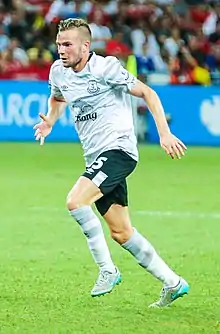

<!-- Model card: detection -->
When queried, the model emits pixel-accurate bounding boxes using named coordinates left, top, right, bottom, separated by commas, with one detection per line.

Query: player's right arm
left=33, top=62, right=67, bottom=145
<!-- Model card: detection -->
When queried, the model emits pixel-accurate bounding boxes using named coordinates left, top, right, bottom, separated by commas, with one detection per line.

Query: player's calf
left=110, top=227, right=133, bottom=245
left=69, top=205, right=116, bottom=274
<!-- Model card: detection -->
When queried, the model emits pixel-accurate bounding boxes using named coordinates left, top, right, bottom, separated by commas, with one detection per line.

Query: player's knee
left=110, top=227, right=133, bottom=245
left=66, top=192, right=82, bottom=211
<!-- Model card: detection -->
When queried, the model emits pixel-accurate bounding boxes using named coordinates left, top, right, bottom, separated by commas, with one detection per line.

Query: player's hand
left=160, top=133, right=187, bottom=159
left=33, top=113, right=52, bottom=146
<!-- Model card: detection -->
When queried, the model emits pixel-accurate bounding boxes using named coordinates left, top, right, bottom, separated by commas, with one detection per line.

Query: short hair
left=58, top=18, right=91, bottom=41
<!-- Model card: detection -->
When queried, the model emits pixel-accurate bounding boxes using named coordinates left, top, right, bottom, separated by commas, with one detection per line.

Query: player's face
left=56, top=29, right=89, bottom=69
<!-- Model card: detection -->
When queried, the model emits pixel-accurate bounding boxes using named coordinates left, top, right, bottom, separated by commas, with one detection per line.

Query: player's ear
left=82, top=41, right=90, bottom=53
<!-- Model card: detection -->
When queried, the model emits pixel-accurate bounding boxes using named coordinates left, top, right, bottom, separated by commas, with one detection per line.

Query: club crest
left=87, top=80, right=100, bottom=94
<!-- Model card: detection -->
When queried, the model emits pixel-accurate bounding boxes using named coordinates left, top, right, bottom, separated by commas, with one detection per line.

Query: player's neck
left=72, top=52, right=92, bottom=73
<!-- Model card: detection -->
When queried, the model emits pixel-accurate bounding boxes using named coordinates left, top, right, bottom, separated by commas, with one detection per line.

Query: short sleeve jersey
left=49, top=53, right=139, bottom=166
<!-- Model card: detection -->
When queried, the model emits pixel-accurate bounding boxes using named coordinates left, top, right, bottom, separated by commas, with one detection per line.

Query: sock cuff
left=69, top=205, right=95, bottom=223
left=69, top=205, right=90, bottom=214
left=121, top=227, right=138, bottom=248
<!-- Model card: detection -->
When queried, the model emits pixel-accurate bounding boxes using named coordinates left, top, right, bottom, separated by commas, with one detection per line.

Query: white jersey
left=49, top=53, right=139, bottom=167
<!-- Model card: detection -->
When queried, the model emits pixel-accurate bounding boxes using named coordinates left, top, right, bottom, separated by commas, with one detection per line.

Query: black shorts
left=83, top=150, right=137, bottom=216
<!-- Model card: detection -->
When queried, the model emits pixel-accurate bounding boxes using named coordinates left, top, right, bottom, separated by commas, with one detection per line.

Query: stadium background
left=0, top=1, right=220, bottom=334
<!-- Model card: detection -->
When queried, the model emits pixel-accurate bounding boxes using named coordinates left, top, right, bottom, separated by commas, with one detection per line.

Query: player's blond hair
left=58, top=18, right=91, bottom=41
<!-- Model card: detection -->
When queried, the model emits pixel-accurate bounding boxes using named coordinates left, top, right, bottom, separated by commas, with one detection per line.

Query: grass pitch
left=0, top=143, right=220, bottom=334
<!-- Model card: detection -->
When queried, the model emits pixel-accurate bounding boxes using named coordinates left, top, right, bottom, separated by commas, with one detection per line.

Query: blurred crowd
left=0, top=0, right=220, bottom=85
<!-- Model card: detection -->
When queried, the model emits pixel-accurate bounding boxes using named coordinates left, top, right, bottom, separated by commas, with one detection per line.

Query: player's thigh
left=67, top=149, right=136, bottom=209
left=67, top=176, right=103, bottom=209
left=96, top=180, right=133, bottom=242
left=84, top=150, right=137, bottom=197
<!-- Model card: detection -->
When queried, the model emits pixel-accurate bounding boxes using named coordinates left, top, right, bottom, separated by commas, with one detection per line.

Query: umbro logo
left=61, top=85, right=68, bottom=91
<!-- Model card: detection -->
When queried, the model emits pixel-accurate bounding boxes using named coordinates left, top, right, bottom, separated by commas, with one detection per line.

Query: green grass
left=0, top=143, right=220, bottom=334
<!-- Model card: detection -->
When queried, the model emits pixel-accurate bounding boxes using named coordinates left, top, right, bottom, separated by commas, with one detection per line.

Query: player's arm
left=44, top=64, right=67, bottom=126
left=45, top=95, right=67, bottom=127
left=103, top=56, right=187, bottom=159
left=33, top=63, right=67, bottom=145
left=34, top=95, right=67, bottom=145
left=129, top=80, right=187, bottom=159
left=129, top=80, right=170, bottom=138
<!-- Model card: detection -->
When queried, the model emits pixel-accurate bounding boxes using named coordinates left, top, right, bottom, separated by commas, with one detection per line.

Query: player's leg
left=69, top=149, right=137, bottom=296
left=67, top=175, right=119, bottom=296
left=97, top=182, right=189, bottom=308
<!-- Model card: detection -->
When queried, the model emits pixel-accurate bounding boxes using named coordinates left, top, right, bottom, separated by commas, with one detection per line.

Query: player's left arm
left=104, top=56, right=186, bottom=159
left=129, top=80, right=187, bottom=159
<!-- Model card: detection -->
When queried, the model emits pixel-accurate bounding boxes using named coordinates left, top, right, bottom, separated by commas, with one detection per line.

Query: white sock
left=122, top=228, right=179, bottom=287
left=69, top=206, right=115, bottom=273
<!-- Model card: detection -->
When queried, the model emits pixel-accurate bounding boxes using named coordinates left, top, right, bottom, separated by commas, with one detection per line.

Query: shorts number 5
left=86, top=157, right=108, bottom=174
